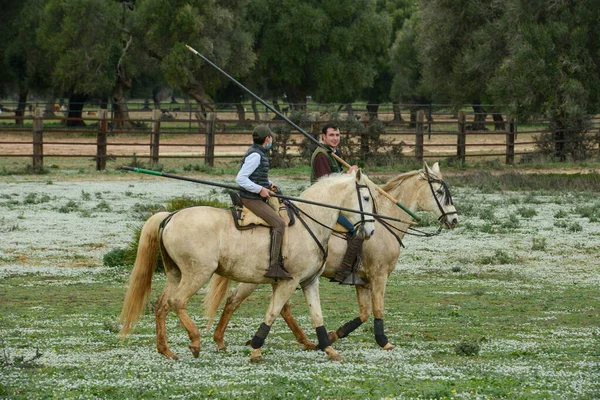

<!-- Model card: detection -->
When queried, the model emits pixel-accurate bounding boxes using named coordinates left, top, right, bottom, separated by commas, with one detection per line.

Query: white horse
left=119, top=171, right=375, bottom=362
left=205, top=162, right=458, bottom=351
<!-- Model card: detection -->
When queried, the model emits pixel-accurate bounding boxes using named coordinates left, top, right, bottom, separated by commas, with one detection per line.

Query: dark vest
left=310, top=146, right=343, bottom=184
left=239, top=144, right=270, bottom=199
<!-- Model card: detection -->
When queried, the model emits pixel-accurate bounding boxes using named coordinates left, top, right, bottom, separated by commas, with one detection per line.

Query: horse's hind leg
left=155, top=283, right=179, bottom=359
left=169, top=275, right=211, bottom=358
left=281, top=301, right=318, bottom=351
left=329, top=286, right=372, bottom=344
left=213, top=282, right=259, bottom=351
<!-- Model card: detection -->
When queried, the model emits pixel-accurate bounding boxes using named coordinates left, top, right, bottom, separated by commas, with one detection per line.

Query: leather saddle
left=229, top=191, right=295, bottom=230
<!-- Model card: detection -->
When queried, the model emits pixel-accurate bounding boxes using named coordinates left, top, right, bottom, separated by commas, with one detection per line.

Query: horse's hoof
left=189, top=346, right=200, bottom=358
left=160, top=350, right=179, bottom=360
left=302, top=342, right=318, bottom=351
left=216, top=344, right=228, bottom=352
left=324, top=346, right=342, bottom=361
left=383, top=343, right=395, bottom=351
left=250, top=348, right=264, bottom=363
left=328, top=331, right=339, bottom=344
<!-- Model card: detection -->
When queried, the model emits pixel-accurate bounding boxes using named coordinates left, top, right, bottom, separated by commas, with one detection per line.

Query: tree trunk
left=286, top=88, right=306, bottom=111
left=392, top=103, right=404, bottom=122
left=366, top=103, right=379, bottom=121
left=471, top=104, right=488, bottom=131
left=553, top=119, right=566, bottom=161
left=183, top=79, right=214, bottom=130
left=492, top=112, right=506, bottom=131
left=66, top=93, right=87, bottom=127
left=235, top=103, right=246, bottom=122
left=251, top=98, right=260, bottom=121
left=15, top=88, right=28, bottom=127
left=44, top=98, right=56, bottom=118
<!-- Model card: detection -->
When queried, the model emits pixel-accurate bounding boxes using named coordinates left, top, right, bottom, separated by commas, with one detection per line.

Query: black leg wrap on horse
left=374, top=318, right=388, bottom=348
left=248, top=323, right=271, bottom=349
left=316, top=326, right=332, bottom=351
left=336, top=317, right=363, bottom=339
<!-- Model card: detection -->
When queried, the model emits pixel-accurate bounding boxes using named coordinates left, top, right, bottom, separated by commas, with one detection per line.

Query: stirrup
left=340, top=272, right=366, bottom=286
left=264, top=264, right=292, bottom=280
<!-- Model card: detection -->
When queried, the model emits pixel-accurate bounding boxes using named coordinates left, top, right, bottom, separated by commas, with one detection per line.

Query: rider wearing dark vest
left=239, top=144, right=271, bottom=200
left=236, top=125, right=292, bottom=280
left=310, top=122, right=365, bottom=286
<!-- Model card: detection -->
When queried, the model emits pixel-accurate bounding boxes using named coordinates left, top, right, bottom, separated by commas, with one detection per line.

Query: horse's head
left=418, top=162, right=459, bottom=229
left=341, top=169, right=376, bottom=239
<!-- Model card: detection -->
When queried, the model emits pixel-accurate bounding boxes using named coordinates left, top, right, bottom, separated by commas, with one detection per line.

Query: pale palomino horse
left=119, top=171, right=375, bottom=362
left=205, top=162, right=458, bottom=351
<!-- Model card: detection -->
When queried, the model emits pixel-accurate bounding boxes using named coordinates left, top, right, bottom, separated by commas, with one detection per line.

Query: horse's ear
left=423, top=161, right=432, bottom=176
left=431, top=162, right=440, bottom=174
left=355, top=168, right=362, bottom=181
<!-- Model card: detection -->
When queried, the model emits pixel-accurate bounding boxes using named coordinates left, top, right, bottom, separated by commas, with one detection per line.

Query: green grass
left=0, top=266, right=598, bottom=398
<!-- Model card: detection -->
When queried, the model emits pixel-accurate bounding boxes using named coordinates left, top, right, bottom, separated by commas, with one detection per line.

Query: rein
left=285, top=181, right=373, bottom=261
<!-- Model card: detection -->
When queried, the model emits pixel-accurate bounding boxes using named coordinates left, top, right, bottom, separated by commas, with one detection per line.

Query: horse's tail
left=119, top=211, right=169, bottom=338
left=204, top=274, right=231, bottom=330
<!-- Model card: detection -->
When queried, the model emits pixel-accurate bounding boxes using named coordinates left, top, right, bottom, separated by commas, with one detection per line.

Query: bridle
left=352, top=182, right=376, bottom=234
left=421, top=171, right=458, bottom=226
left=286, top=180, right=376, bottom=260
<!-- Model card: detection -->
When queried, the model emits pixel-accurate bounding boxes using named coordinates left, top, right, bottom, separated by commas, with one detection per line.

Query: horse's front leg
left=281, top=301, right=318, bottom=350
left=328, top=285, right=372, bottom=344
left=371, top=276, right=394, bottom=350
left=247, top=279, right=298, bottom=363
left=213, top=282, right=259, bottom=351
left=301, top=279, right=341, bottom=361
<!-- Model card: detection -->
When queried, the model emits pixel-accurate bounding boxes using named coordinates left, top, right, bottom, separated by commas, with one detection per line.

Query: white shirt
left=235, top=152, right=272, bottom=194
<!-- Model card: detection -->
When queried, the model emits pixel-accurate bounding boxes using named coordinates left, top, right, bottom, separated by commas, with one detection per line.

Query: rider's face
left=322, top=128, right=340, bottom=149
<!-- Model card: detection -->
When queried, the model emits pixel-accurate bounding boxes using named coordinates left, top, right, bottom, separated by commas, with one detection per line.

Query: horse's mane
left=381, top=170, right=421, bottom=192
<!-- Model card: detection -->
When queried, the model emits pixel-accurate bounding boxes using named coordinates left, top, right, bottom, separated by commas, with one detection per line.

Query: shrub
left=517, top=207, right=537, bottom=218
left=455, top=341, right=480, bottom=356
left=103, top=248, right=127, bottom=267
left=532, top=237, right=547, bottom=251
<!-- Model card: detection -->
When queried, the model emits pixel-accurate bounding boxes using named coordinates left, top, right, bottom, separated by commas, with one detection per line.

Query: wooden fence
left=1, top=105, right=598, bottom=170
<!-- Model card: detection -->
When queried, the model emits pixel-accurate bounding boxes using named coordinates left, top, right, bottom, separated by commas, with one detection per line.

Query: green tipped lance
left=184, top=44, right=419, bottom=221
left=121, top=166, right=416, bottom=225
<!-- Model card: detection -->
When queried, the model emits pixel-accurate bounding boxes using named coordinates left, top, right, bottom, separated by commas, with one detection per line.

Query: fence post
left=415, top=110, right=424, bottom=162
left=33, top=107, right=44, bottom=169
left=205, top=112, right=216, bottom=167
left=96, top=109, right=108, bottom=171
left=151, top=109, right=161, bottom=166
left=457, top=111, right=466, bottom=163
left=506, top=117, right=515, bottom=165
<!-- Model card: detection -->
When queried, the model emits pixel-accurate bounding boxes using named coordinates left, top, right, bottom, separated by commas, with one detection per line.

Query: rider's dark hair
left=321, top=123, right=339, bottom=135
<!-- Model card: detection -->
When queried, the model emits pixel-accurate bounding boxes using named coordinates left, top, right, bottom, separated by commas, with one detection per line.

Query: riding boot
left=333, top=235, right=366, bottom=286
left=264, top=230, right=292, bottom=280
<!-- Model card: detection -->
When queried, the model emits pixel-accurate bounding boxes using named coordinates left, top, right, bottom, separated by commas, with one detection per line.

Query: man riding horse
left=310, top=122, right=365, bottom=285
left=236, top=125, right=291, bottom=280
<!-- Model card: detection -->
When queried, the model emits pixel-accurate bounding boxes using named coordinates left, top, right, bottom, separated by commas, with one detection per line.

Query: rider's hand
left=347, top=165, right=359, bottom=173
left=259, top=187, right=271, bottom=199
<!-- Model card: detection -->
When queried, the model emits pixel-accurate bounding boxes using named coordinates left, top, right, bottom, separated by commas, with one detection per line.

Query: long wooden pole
left=122, top=166, right=415, bottom=225
left=184, top=45, right=419, bottom=221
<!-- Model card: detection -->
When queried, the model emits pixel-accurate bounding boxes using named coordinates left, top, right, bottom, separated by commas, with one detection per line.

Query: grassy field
left=0, top=169, right=599, bottom=399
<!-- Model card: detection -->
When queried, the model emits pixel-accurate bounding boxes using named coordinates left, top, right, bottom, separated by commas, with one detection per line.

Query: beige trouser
left=239, top=197, right=285, bottom=235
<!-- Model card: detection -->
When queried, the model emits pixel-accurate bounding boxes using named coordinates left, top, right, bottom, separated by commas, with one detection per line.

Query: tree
left=38, top=0, right=124, bottom=126
left=389, top=12, right=433, bottom=125
left=487, top=0, right=600, bottom=159
left=2, top=0, right=50, bottom=126
left=364, top=0, right=416, bottom=120
left=246, top=0, right=392, bottom=110
left=134, top=0, right=255, bottom=121
left=416, top=0, right=508, bottom=129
